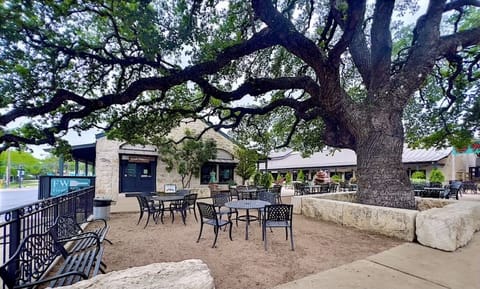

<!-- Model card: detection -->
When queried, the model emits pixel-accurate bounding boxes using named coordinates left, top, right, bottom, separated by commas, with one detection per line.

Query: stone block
left=342, top=203, right=417, bottom=241
left=52, top=259, right=214, bottom=289
left=416, top=202, right=480, bottom=251
left=299, top=195, right=417, bottom=241
left=302, top=198, right=344, bottom=225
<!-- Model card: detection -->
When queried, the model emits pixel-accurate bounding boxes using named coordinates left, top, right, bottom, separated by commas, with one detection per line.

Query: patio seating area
left=102, top=195, right=402, bottom=289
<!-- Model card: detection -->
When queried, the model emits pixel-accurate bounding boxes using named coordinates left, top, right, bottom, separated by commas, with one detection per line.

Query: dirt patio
left=102, top=202, right=403, bottom=289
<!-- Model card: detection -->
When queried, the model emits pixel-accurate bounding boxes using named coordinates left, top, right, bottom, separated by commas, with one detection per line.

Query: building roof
left=259, top=146, right=452, bottom=171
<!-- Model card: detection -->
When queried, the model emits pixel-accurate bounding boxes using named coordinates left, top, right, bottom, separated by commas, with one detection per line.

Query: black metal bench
left=51, top=215, right=112, bottom=253
left=0, top=229, right=104, bottom=288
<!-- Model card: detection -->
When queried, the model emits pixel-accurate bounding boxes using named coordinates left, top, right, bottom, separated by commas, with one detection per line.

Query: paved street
left=0, top=187, right=39, bottom=212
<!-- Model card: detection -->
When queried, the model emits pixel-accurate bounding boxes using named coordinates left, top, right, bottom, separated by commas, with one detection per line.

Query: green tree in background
left=158, top=130, right=217, bottom=188
left=297, top=170, right=305, bottom=183
left=285, top=171, right=292, bottom=185
left=234, top=147, right=258, bottom=185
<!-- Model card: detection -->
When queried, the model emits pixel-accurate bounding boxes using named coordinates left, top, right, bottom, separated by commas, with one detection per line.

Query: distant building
left=71, top=120, right=239, bottom=201
left=259, top=146, right=479, bottom=183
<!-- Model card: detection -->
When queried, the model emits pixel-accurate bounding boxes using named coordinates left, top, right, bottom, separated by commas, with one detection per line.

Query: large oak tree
left=1, top=1, right=480, bottom=208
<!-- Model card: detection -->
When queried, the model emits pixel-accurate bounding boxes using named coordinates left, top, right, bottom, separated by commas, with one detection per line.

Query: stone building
left=74, top=120, right=240, bottom=201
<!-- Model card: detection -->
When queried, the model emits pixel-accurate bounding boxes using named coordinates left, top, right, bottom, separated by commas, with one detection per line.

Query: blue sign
left=50, top=178, right=92, bottom=197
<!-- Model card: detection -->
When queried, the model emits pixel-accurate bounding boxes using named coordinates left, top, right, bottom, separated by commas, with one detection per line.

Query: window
left=200, top=162, right=235, bottom=184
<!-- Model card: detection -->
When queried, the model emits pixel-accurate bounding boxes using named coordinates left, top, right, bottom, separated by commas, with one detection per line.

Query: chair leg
left=171, top=210, right=175, bottom=223
left=228, top=223, right=233, bottom=241
left=193, top=207, right=198, bottom=222
left=264, top=225, right=268, bottom=251
left=196, top=222, right=204, bottom=243
left=137, top=211, right=144, bottom=225
left=285, top=227, right=288, bottom=240
left=212, top=226, right=219, bottom=248
left=181, top=210, right=187, bottom=225
left=290, top=226, right=294, bottom=251
left=144, top=212, right=151, bottom=229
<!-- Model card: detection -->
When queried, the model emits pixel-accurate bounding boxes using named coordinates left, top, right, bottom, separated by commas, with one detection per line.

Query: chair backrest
left=258, top=191, right=276, bottom=204
left=186, top=193, right=198, bottom=207
left=237, top=190, right=251, bottom=200
left=213, top=193, right=230, bottom=207
left=229, top=188, right=238, bottom=199
left=197, top=202, right=218, bottom=223
left=177, top=189, right=191, bottom=195
left=271, top=185, right=282, bottom=194
left=52, top=215, right=83, bottom=240
left=264, top=204, right=293, bottom=222
left=136, top=195, right=156, bottom=212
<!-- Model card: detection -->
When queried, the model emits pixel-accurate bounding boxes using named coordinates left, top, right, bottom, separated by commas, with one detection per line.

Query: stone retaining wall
left=298, top=193, right=417, bottom=241
left=416, top=201, right=480, bottom=251
left=293, top=192, right=480, bottom=250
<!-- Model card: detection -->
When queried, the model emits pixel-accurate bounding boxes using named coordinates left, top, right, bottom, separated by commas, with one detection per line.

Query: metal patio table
left=225, top=199, right=270, bottom=240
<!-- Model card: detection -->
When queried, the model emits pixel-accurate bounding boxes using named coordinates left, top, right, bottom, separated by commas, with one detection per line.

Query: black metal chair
left=185, top=193, right=198, bottom=222
left=229, top=187, right=239, bottom=200
left=135, top=195, right=162, bottom=228
left=196, top=202, right=233, bottom=248
left=213, top=192, right=238, bottom=225
left=270, top=184, right=282, bottom=203
left=262, top=204, right=294, bottom=251
left=257, top=191, right=277, bottom=225
left=167, top=194, right=191, bottom=225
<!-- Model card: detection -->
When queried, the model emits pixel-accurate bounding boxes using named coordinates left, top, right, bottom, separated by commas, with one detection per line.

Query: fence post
left=7, top=209, right=22, bottom=278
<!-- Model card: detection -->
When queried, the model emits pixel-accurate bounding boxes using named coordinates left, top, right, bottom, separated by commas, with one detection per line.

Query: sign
left=50, top=178, right=92, bottom=197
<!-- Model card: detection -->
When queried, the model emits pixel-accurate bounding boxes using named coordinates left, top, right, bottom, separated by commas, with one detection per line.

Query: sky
left=29, top=128, right=102, bottom=159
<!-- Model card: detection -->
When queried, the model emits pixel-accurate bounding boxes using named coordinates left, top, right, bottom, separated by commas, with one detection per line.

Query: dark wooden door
left=120, top=159, right=156, bottom=193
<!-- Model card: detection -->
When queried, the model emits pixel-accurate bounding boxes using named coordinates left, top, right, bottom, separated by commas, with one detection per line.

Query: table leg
left=245, top=209, right=250, bottom=240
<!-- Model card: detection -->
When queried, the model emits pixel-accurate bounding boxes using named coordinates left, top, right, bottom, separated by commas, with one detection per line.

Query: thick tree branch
left=369, top=0, right=395, bottom=91
left=437, top=27, right=480, bottom=57
left=251, top=0, right=327, bottom=74
left=328, top=0, right=366, bottom=66
left=193, top=76, right=320, bottom=103
left=393, top=0, right=447, bottom=105
left=444, top=0, right=480, bottom=11
left=1, top=27, right=280, bottom=126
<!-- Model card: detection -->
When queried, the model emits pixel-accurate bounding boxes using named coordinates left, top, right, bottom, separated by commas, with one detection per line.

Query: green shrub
left=261, top=172, right=274, bottom=188
left=253, top=171, right=262, bottom=186
left=285, top=171, right=292, bottom=184
left=331, top=174, right=341, bottom=183
left=297, top=170, right=305, bottom=182
left=429, top=168, right=445, bottom=184
left=411, top=171, right=426, bottom=179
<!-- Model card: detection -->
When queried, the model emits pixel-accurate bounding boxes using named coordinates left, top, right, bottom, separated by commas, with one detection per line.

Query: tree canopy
left=1, top=1, right=480, bottom=208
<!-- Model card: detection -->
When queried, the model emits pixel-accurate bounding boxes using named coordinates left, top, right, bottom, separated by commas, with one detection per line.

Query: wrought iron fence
left=0, top=187, right=94, bottom=288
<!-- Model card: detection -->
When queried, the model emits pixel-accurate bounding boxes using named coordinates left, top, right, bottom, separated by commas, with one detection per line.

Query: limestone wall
left=416, top=201, right=480, bottom=251
left=294, top=193, right=480, bottom=250
left=301, top=196, right=417, bottom=241
left=95, top=137, right=124, bottom=201
left=95, top=119, right=239, bottom=201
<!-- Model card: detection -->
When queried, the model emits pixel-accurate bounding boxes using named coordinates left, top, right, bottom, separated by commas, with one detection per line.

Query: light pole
left=5, top=148, right=11, bottom=188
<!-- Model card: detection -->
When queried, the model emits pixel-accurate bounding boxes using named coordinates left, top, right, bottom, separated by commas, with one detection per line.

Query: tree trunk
left=355, top=114, right=415, bottom=209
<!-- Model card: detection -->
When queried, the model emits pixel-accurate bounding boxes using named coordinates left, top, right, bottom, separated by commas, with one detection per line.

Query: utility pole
left=6, top=148, right=11, bottom=188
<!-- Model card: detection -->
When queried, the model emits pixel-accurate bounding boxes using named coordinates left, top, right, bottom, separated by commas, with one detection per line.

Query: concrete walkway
left=273, top=232, right=480, bottom=289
